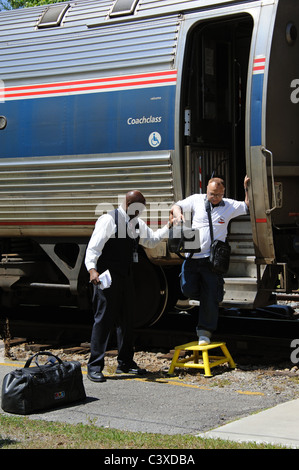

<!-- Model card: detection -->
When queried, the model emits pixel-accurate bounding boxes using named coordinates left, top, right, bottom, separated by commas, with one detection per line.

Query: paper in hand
left=98, top=270, right=112, bottom=290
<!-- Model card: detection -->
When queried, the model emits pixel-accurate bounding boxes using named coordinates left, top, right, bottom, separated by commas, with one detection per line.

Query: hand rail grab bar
left=261, top=146, right=277, bottom=214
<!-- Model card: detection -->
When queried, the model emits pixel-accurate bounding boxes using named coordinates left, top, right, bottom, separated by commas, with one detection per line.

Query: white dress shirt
left=85, top=205, right=169, bottom=271
left=176, top=194, right=248, bottom=259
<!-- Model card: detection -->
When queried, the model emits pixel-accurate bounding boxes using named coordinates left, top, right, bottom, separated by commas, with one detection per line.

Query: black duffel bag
left=1, top=351, right=86, bottom=415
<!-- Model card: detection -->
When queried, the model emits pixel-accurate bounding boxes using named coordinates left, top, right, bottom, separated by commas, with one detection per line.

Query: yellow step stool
left=168, top=341, right=236, bottom=377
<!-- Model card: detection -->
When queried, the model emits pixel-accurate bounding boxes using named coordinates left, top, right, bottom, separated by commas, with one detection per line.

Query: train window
left=37, top=4, right=70, bottom=28
left=286, top=23, right=297, bottom=45
left=109, top=0, right=139, bottom=17
left=0, top=116, right=7, bottom=130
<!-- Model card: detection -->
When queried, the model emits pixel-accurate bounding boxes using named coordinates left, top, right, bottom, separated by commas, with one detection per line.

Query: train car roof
left=0, top=0, right=263, bottom=84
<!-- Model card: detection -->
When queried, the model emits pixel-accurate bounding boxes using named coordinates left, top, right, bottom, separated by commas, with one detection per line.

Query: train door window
left=109, top=0, right=139, bottom=17
left=182, top=16, right=253, bottom=199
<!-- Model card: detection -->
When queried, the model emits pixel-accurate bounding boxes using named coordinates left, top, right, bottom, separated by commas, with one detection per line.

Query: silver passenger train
left=0, top=0, right=298, bottom=327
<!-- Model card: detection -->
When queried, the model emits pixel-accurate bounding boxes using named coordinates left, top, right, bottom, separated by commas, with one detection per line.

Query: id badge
left=133, top=252, right=138, bottom=263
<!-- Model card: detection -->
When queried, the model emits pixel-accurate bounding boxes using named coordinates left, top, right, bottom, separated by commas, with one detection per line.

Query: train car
left=0, top=0, right=298, bottom=327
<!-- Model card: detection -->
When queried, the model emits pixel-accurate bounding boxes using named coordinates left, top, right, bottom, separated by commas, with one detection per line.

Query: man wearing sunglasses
left=170, top=176, right=250, bottom=345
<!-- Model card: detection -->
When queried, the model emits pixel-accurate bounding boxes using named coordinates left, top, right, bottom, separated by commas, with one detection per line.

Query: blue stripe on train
left=0, top=85, right=175, bottom=159
left=250, top=73, right=264, bottom=147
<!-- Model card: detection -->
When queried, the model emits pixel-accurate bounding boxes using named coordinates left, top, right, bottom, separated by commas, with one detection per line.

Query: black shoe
left=87, top=371, right=106, bottom=382
left=116, top=365, right=147, bottom=375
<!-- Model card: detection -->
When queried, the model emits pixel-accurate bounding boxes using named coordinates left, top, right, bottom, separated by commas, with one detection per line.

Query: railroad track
left=1, top=305, right=298, bottom=365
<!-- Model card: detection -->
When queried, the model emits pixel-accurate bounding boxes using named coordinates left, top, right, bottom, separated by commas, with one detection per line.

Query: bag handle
left=171, top=222, right=195, bottom=259
left=24, top=351, right=63, bottom=368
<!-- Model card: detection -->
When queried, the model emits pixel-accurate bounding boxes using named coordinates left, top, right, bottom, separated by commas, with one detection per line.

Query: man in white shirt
left=85, top=190, right=169, bottom=382
left=170, top=176, right=250, bottom=345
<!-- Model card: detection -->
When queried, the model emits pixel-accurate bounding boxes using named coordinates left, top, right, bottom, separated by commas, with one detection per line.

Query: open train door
left=248, top=1, right=299, bottom=300
left=180, top=5, right=288, bottom=308
left=264, top=0, right=299, bottom=291
left=179, top=13, right=273, bottom=308
left=181, top=15, right=253, bottom=200
left=246, top=6, right=277, bottom=267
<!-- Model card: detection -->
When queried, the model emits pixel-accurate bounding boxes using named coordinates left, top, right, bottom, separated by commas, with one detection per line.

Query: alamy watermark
left=290, top=79, right=299, bottom=103
left=94, top=195, right=199, bottom=248
left=290, top=339, right=299, bottom=364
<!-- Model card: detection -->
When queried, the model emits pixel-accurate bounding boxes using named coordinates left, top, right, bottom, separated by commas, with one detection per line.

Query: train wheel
left=132, top=255, right=168, bottom=328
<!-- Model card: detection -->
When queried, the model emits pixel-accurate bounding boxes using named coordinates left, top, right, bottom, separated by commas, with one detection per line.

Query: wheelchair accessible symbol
left=149, top=132, right=161, bottom=148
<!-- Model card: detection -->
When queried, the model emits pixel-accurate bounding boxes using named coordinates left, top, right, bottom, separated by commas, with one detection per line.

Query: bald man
left=170, top=176, right=250, bottom=346
left=85, top=191, right=169, bottom=382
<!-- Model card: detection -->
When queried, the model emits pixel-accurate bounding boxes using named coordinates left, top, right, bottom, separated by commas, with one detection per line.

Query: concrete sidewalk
left=197, top=398, right=299, bottom=448
left=1, top=338, right=299, bottom=448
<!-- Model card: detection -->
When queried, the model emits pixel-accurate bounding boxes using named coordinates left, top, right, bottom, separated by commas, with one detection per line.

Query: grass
left=0, top=414, right=286, bottom=449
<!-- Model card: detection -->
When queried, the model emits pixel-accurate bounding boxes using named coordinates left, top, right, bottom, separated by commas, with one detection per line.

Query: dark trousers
left=88, top=270, right=136, bottom=373
left=180, top=257, right=224, bottom=336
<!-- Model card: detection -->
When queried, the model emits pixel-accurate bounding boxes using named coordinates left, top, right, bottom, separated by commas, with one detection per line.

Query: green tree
left=1, top=0, right=65, bottom=8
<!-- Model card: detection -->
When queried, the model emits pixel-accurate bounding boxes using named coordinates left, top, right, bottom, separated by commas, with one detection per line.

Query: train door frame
left=179, top=14, right=253, bottom=201
left=245, top=4, right=277, bottom=266
left=176, top=4, right=280, bottom=267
